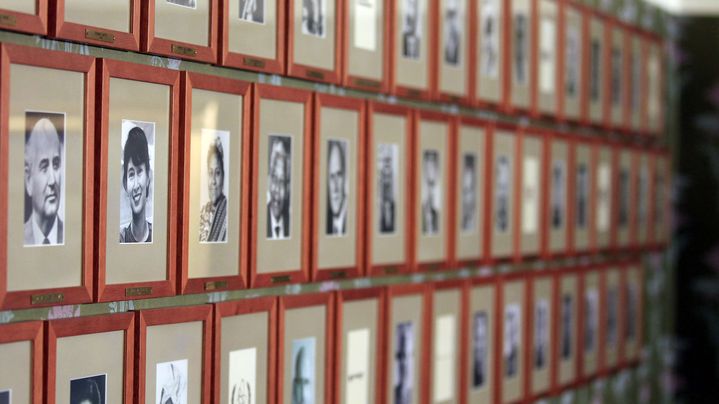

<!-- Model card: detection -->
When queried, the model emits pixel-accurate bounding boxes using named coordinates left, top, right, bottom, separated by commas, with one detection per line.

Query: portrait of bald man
left=24, top=111, right=65, bottom=246
left=326, top=139, right=348, bottom=236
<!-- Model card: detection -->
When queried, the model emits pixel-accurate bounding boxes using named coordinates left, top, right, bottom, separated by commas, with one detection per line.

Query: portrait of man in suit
left=394, top=322, right=414, bottom=404
left=472, top=311, right=488, bottom=388
left=504, top=304, right=520, bottom=378
left=401, top=0, right=421, bottom=59
left=326, top=139, right=348, bottom=236
left=534, top=299, right=548, bottom=369
left=495, top=155, right=511, bottom=233
left=239, top=0, right=264, bottom=23
left=378, top=143, right=397, bottom=234
left=291, top=338, right=315, bottom=404
left=443, top=0, right=461, bottom=65
left=551, top=161, right=565, bottom=229
left=461, top=154, right=477, bottom=233
left=561, top=294, right=573, bottom=359
left=480, top=0, right=499, bottom=78
left=421, top=150, right=440, bottom=235
left=267, top=135, right=292, bottom=240
left=584, top=290, right=598, bottom=353
left=24, top=111, right=65, bottom=246
left=576, top=163, right=588, bottom=229
left=302, top=0, right=325, bottom=37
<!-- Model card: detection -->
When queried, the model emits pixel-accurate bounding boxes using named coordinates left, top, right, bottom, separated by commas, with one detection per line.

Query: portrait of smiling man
left=119, top=121, right=155, bottom=244
left=24, top=111, right=65, bottom=247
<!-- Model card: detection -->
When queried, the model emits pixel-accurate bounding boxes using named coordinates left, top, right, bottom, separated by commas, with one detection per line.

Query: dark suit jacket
left=267, top=203, right=290, bottom=238
left=24, top=217, right=63, bottom=245
left=380, top=200, right=395, bottom=233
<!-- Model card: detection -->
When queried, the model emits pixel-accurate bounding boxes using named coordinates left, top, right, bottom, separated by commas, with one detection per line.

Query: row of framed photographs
left=0, top=43, right=670, bottom=309
left=0, top=261, right=643, bottom=404
left=0, top=0, right=664, bottom=133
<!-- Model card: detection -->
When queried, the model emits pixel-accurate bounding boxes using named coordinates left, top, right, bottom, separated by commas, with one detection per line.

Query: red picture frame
left=433, top=0, right=473, bottom=104
left=471, top=0, right=508, bottom=110
left=524, top=270, right=556, bottom=401
left=505, top=0, right=536, bottom=115
left=0, top=44, right=95, bottom=309
left=46, top=313, right=135, bottom=404
left=137, top=305, right=213, bottom=404
left=618, top=260, right=643, bottom=367
left=278, top=292, right=335, bottom=404
left=333, top=287, right=386, bottom=403
left=465, top=272, right=498, bottom=404
left=249, top=84, right=313, bottom=287
left=516, top=127, right=548, bottom=260
left=96, top=59, right=180, bottom=302
left=542, top=131, right=574, bottom=259
left=597, top=263, right=623, bottom=376
left=142, top=0, right=219, bottom=63
left=495, top=270, right=528, bottom=404
left=389, top=0, right=436, bottom=100
left=341, top=0, right=391, bottom=92
left=557, top=0, right=587, bottom=124
left=214, top=296, right=278, bottom=404
left=179, top=71, right=252, bottom=294
left=551, top=266, right=581, bottom=392
left=51, top=0, right=141, bottom=51
left=311, top=94, right=366, bottom=281
left=365, top=102, right=414, bottom=277
left=577, top=263, right=601, bottom=382
left=531, top=0, right=561, bottom=120
left=641, top=34, right=665, bottom=137
left=286, top=0, right=342, bottom=83
left=0, top=321, right=43, bottom=404
left=0, top=0, right=47, bottom=35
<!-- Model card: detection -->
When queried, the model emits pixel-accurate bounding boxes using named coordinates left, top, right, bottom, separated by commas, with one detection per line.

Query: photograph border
left=505, top=0, right=536, bottom=115
left=517, top=128, right=548, bottom=259
left=51, top=0, right=141, bottom=51
left=471, top=0, right=509, bottom=110
left=340, top=0, right=391, bottom=92
left=496, top=271, right=529, bottom=404
left=434, top=0, right=472, bottom=104
left=0, top=0, right=47, bottom=35
left=557, top=0, right=587, bottom=124
left=0, top=321, right=43, bottom=404
left=286, top=0, right=342, bottom=83
left=525, top=270, right=556, bottom=400
left=389, top=0, right=435, bottom=100
left=551, top=266, right=582, bottom=393
left=541, top=130, right=574, bottom=259
left=467, top=273, right=498, bottom=404
left=597, top=263, right=624, bottom=376
left=531, top=0, right=561, bottom=119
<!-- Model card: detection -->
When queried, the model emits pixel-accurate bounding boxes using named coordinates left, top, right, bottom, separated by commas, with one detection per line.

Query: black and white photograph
left=480, top=0, right=499, bottom=78
left=239, top=0, right=264, bottom=23
left=584, top=290, right=598, bottom=353
left=565, top=26, right=580, bottom=97
left=551, top=161, right=565, bottom=229
left=630, top=53, right=641, bottom=112
left=625, top=284, right=637, bottom=340
left=156, top=359, right=188, bottom=404
left=199, top=129, right=230, bottom=243
left=377, top=143, right=398, bottom=235
left=421, top=150, right=441, bottom=235
left=472, top=311, right=488, bottom=389
left=607, top=287, right=618, bottom=346
left=166, top=0, right=197, bottom=9
left=443, top=0, right=462, bottom=66
left=70, top=374, right=106, bottom=404
left=590, top=40, right=601, bottom=102
left=513, top=13, right=528, bottom=85
left=495, top=155, right=511, bottom=233
left=0, top=390, right=8, bottom=404
left=401, top=0, right=422, bottom=59
left=638, top=166, right=649, bottom=226
left=534, top=299, right=549, bottom=370
left=539, top=17, right=556, bottom=94
left=267, top=134, right=292, bottom=240
left=619, top=168, right=630, bottom=227
left=302, top=0, right=326, bottom=37
left=229, top=348, right=256, bottom=404
left=504, top=304, right=520, bottom=378
left=119, top=119, right=155, bottom=244
left=394, top=321, right=414, bottom=404
left=24, top=111, right=66, bottom=247
left=461, top=153, right=478, bottom=233
left=326, top=139, right=349, bottom=236
left=576, top=163, right=589, bottom=229
left=561, top=294, right=573, bottom=359
left=611, top=48, right=622, bottom=106
left=291, top=338, right=316, bottom=404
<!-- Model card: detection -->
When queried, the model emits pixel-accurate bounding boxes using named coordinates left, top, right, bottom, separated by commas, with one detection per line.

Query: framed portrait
left=51, top=0, right=140, bottom=50
left=97, top=59, right=180, bottom=302
left=585, top=15, right=605, bottom=126
left=428, top=281, right=464, bottom=404
left=385, top=284, right=429, bottom=404
left=0, top=0, right=47, bottom=35
left=535, top=0, right=558, bottom=117
left=508, top=0, right=533, bottom=112
left=545, top=133, right=570, bottom=256
left=466, top=277, right=496, bottom=404
left=559, top=2, right=583, bottom=122
left=342, top=0, right=390, bottom=92
left=518, top=130, right=544, bottom=258
left=0, top=321, right=43, bottom=404
left=650, top=151, right=669, bottom=246
left=278, top=293, right=334, bottom=404
left=454, top=118, right=488, bottom=267
left=626, top=34, right=644, bottom=132
left=601, top=265, right=622, bottom=372
left=219, top=0, right=286, bottom=74
left=489, top=127, right=517, bottom=261
left=614, top=146, right=636, bottom=249
left=594, top=144, right=614, bottom=251
left=0, top=45, right=94, bottom=309
left=250, top=85, right=312, bottom=287
left=138, top=305, right=213, bottom=404
left=391, top=0, right=432, bottom=99
left=335, top=288, right=385, bottom=404
left=287, top=0, right=340, bottom=83
left=580, top=267, right=600, bottom=379
left=621, top=262, right=643, bottom=365
left=498, top=275, right=527, bottom=404
left=556, top=269, right=579, bottom=388
left=571, top=138, right=593, bottom=254
left=312, top=94, right=366, bottom=281
left=214, top=296, right=277, bottom=404
left=607, top=23, right=626, bottom=129
left=644, top=38, right=664, bottom=136
left=47, top=313, right=134, bottom=404
left=528, top=272, right=554, bottom=398
left=143, top=0, right=218, bottom=63
left=180, top=72, right=251, bottom=294
left=366, top=103, right=413, bottom=276
left=415, top=112, right=452, bottom=271
left=435, top=0, right=470, bottom=102
left=474, top=0, right=505, bottom=107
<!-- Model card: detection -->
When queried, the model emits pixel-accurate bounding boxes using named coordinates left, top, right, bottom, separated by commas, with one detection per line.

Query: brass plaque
left=306, top=70, right=325, bottom=80
left=243, top=57, right=266, bottom=68
left=171, top=44, right=197, bottom=57
left=0, top=14, right=17, bottom=27
left=271, top=275, right=291, bottom=284
left=205, top=280, right=228, bottom=291
left=384, top=266, right=399, bottom=275
left=406, top=89, right=422, bottom=98
left=427, top=264, right=441, bottom=271
left=354, top=78, right=381, bottom=89
left=125, top=286, right=153, bottom=297
left=329, top=271, right=347, bottom=279
left=31, top=293, right=64, bottom=305
left=85, top=29, right=116, bottom=44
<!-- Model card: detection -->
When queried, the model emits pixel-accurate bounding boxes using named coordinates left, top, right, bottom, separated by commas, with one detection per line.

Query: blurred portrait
left=480, top=0, right=499, bottom=78
left=291, top=338, right=316, bottom=404
left=461, top=153, right=477, bottom=233
left=156, top=359, right=188, bottom=404
left=584, top=290, right=598, bottom=353
left=534, top=299, right=549, bottom=369
left=70, top=374, right=106, bottom=404
left=229, top=348, right=256, bottom=404
left=551, top=161, right=565, bottom=229
left=394, top=322, right=414, bottom=404
left=472, top=311, right=488, bottom=388
left=377, top=143, right=398, bottom=235
left=495, top=155, right=511, bottom=233
left=239, top=0, right=264, bottom=23
left=421, top=150, right=441, bottom=235
left=513, top=13, right=528, bottom=85
left=402, top=0, right=422, bottom=59
left=504, top=304, right=520, bottom=378
left=561, top=294, right=573, bottom=359
left=576, top=163, right=588, bottom=229
left=443, top=0, right=462, bottom=65
left=302, top=0, right=325, bottom=37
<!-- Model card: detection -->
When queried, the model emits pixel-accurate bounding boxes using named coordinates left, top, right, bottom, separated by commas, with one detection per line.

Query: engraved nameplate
left=383, top=266, right=399, bottom=275
left=271, top=275, right=291, bottom=284
left=171, top=44, right=197, bottom=57
left=406, top=89, right=422, bottom=98
left=205, top=280, right=228, bottom=291
left=243, top=57, right=266, bottom=68
left=125, top=286, right=152, bottom=297
left=354, top=78, right=381, bottom=89
left=306, top=70, right=325, bottom=80
left=329, top=271, right=347, bottom=279
left=0, top=14, right=17, bottom=27
left=85, top=29, right=115, bottom=43
left=31, top=292, right=64, bottom=305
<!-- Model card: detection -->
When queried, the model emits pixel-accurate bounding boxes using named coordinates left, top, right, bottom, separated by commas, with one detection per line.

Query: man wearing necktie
left=267, top=136, right=291, bottom=240
left=326, top=140, right=347, bottom=236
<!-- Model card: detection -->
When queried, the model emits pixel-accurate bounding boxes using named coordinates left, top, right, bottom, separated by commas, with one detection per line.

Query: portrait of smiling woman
left=199, top=130, right=230, bottom=243
left=119, top=120, right=155, bottom=244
